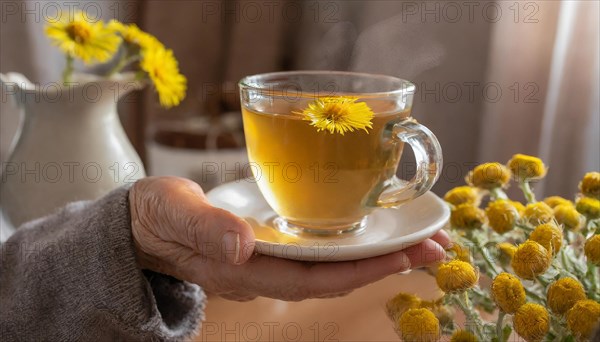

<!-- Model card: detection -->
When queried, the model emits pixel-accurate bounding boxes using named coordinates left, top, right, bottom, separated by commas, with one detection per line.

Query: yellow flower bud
left=576, top=196, right=600, bottom=219
left=465, top=162, right=511, bottom=189
left=522, top=202, right=554, bottom=226
left=450, top=330, right=478, bottom=342
left=446, top=243, right=471, bottom=263
left=566, top=300, right=600, bottom=340
left=529, top=223, right=563, bottom=255
left=511, top=200, right=526, bottom=214
left=584, top=235, right=600, bottom=265
left=450, top=204, right=487, bottom=230
left=513, top=303, right=550, bottom=342
left=397, top=308, right=441, bottom=342
left=386, top=292, right=421, bottom=322
left=436, top=260, right=478, bottom=293
left=543, top=196, right=573, bottom=208
left=546, top=277, right=586, bottom=315
left=491, top=272, right=526, bottom=314
left=579, top=171, right=600, bottom=199
left=508, top=154, right=547, bottom=180
left=511, top=241, right=551, bottom=280
left=554, top=204, right=585, bottom=231
left=444, top=186, right=481, bottom=206
left=497, top=242, right=517, bottom=259
left=486, top=199, right=519, bottom=234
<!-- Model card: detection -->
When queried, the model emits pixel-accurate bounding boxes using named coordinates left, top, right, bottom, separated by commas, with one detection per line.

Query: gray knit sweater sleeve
left=0, top=186, right=206, bottom=341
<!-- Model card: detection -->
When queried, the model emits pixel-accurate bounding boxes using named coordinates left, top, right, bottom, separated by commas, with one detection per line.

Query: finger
left=429, top=229, right=451, bottom=249
left=401, top=238, right=446, bottom=269
left=158, top=178, right=257, bottom=265
left=238, top=250, right=411, bottom=301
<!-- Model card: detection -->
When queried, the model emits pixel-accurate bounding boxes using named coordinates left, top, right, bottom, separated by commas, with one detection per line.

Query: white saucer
left=206, top=181, right=450, bottom=262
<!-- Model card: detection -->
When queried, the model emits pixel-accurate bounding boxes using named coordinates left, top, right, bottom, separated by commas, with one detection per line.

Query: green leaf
left=502, top=325, right=512, bottom=342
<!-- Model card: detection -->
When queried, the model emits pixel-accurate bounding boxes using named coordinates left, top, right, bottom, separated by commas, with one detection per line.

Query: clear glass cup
left=239, top=71, right=442, bottom=236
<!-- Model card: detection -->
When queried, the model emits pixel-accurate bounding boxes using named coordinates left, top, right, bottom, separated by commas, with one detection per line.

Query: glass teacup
left=239, top=71, right=442, bottom=236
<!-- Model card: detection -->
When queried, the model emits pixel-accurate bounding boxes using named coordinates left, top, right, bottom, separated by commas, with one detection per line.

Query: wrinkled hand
left=130, top=177, right=450, bottom=302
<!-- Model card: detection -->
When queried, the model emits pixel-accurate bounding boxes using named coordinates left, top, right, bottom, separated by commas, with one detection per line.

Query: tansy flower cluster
left=387, top=155, right=599, bottom=342
left=45, top=11, right=186, bottom=108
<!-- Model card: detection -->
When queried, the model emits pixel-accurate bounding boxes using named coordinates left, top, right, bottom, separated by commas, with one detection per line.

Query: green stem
left=475, top=243, right=500, bottom=277
left=536, top=275, right=550, bottom=288
left=63, top=54, right=74, bottom=84
left=588, top=263, right=599, bottom=301
left=106, top=54, right=140, bottom=77
left=496, top=311, right=506, bottom=341
left=454, top=292, right=484, bottom=339
left=490, top=188, right=508, bottom=201
left=518, top=180, right=536, bottom=204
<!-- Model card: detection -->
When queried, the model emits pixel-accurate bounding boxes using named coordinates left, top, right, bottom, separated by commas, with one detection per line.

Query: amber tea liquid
left=242, top=101, right=409, bottom=231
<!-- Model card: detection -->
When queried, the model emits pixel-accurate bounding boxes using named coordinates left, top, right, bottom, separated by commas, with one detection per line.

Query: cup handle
left=377, top=117, right=443, bottom=207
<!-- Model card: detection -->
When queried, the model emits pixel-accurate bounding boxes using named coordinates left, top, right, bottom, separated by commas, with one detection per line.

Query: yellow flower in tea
left=511, top=240, right=551, bottom=280
left=547, top=277, right=586, bottom=315
left=300, top=97, right=374, bottom=135
left=45, top=11, right=121, bottom=64
left=386, top=292, right=421, bottom=322
left=446, top=243, right=471, bottom=263
left=513, top=303, right=549, bottom=342
left=522, top=202, right=554, bottom=226
left=585, top=234, right=600, bottom=265
left=465, top=162, right=511, bottom=189
left=486, top=199, right=520, bottom=234
left=579, top=171, right=600, bottom=198
left=543, top=196, right=573, bottom=208
left=450, top=204, right=487, bottom=230
left=554, top=204, right=585, bottom=231
left=508, top=154, right=547, bottom=180
left=140, top=45, right=187, bottom=108
left=497, top=242, right=517, bottom=259
left=529, top=223, right=563, bottom=255
left=576, top=196, right=600, bottom=219
left=450, top=330, right=478, bottom=342
left=566, top=300, right=600, bottom=340
left=491, top=272, right=526, bottom=314
left=108, top=20, right=160, bottom=50
left=444, top=186, right=480, bottom=206
left=436, top=260, right=478, bottom=293
left=397, top=308, right=440, bottom=342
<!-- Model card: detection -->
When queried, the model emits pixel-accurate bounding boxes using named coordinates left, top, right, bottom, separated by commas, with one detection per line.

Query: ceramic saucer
left=206, top=180, right=450, bottom=262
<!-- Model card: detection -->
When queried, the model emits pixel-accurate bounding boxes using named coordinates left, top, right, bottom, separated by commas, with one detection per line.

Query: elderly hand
left=130, top=177, right=450, bottom=302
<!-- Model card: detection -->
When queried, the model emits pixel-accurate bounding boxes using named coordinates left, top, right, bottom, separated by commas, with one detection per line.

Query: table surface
left=196, top=270, right=448, bottom=342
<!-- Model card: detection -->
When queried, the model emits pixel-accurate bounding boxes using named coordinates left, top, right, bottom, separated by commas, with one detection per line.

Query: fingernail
left=222, top=232, right=241, bottom=264
left=397, top=252, right=411, bottom=274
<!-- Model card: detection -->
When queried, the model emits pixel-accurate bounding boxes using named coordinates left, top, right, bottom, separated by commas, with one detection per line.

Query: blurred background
left=1, top=0, right=599, bottom=199
left=1, top=1, right=599, bottom=340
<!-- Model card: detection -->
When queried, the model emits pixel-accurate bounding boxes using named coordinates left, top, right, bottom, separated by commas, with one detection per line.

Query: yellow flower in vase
left=108, top=20, right=161, bottom=51
left=529, top=223, right=563, bottom=256
left=397, top=308, right=440, bottom=342
left=465, top=162, right=511, bottom=189
left=566, top=300, right=600, bottom=340
left=579, top=171, right=600, bottom=199
left=45, top=11, right=121, bottom=64
left=141, top=45, right=187, bottom=108
left=511, top=240, right=551, bottom=280
left=300, top=97, right=374, bottom=135
left=508, top=154, right=547, bottom=180
left=444, top=186, right=481, bottom=206
left=450, top=330, right=478, bottom=342
left=554, top=204, right=585, bottom=231
left=491, top=272, right=526, bottom=314
left=546, top=277, right=586, bottom=315
left=584, top=234, right=600, bottom=265
left=435, top=260, right=478, bottom=293
left=513, top=303, right=549, bottom=342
